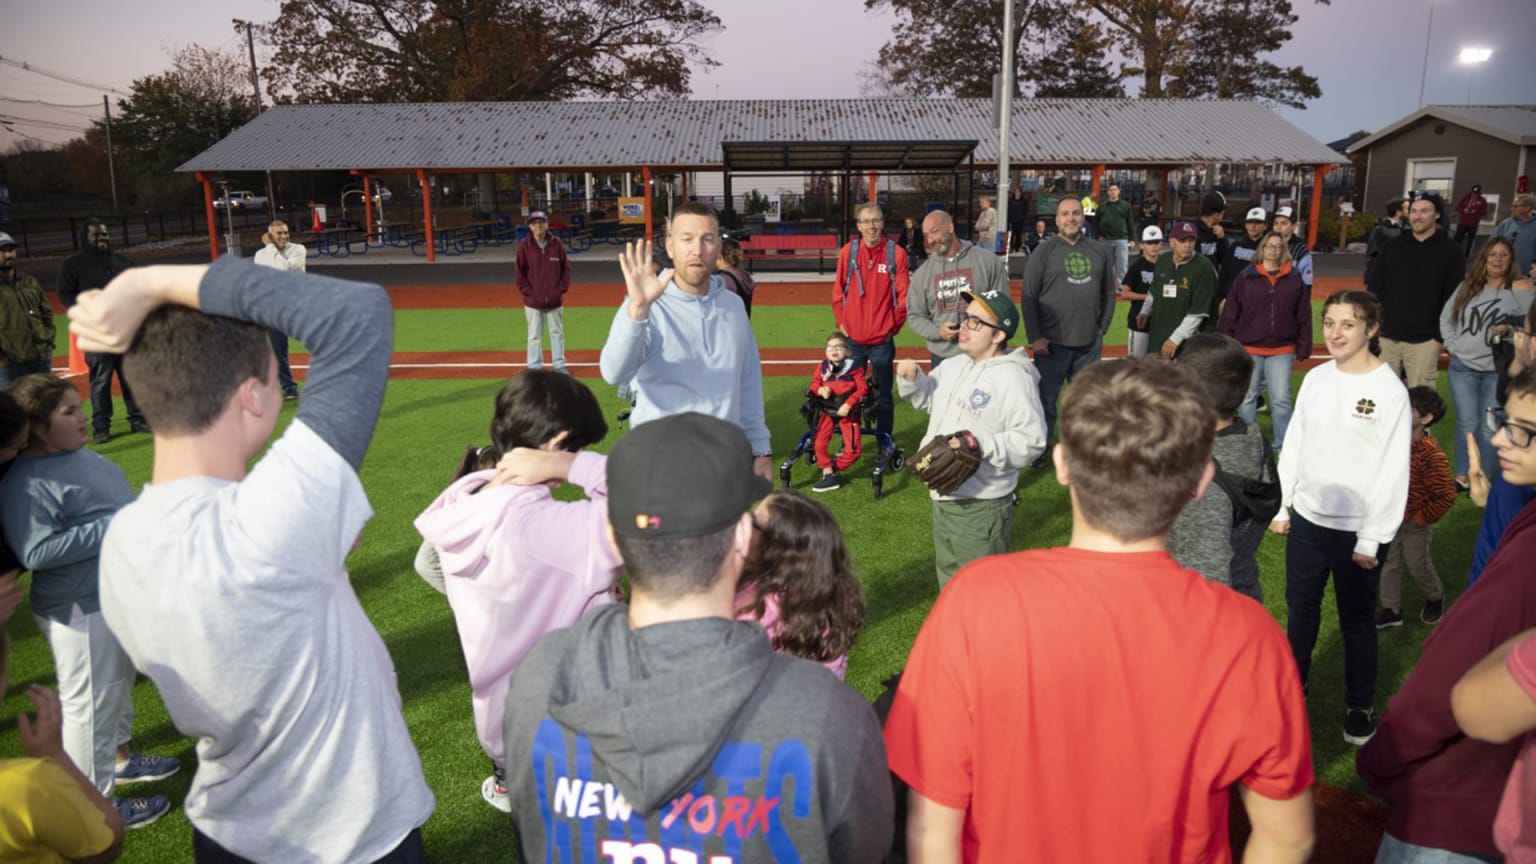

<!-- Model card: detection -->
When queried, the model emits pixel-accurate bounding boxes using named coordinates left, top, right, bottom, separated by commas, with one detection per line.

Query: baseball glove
left=910, top=431, right=983, bottom=496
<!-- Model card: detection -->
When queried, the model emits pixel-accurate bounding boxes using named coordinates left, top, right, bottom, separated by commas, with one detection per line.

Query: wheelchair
left=778, top=374, right=905, bottom=500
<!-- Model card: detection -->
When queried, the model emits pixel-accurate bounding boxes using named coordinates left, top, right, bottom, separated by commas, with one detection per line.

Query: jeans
left=1238, top=351, right=1295, bottom=449
left=1285, top=512, right=1384, bottom=711
left=847, top=337, right=895, bottom=435
left=1034, top=336, right=1104, bottom=443
left=194, top=828, right=426, bottom=864
left=0, top=356, right=54, bottom=389
left=1447, top=355, right=1498, bottom=479
left=525, top=306, right=566, bottom=370
left=268, top=329, right=298, bottom=397
left=85, top=351, right=145, bottom=434
left=1108, top=238, right=1129, bottom=286
left=1375, top=832, right=1499, bottom=864
left=1453, top=224, right=1477, bottom=259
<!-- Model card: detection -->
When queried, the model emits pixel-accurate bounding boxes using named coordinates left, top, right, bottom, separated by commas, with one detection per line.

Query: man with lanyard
left=1141, top=221, right=1218, bottom=360
left=1097, top=183, right=1136, bottom=286
left=1273, top=206, right=1314, bottom=292
left=832, top=202, right=909, bottom=436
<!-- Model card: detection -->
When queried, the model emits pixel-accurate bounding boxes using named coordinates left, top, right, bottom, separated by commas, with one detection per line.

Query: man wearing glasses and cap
left=896, top=286, right=1046, bottom=586
left=0, top=232, right=55, bottom=388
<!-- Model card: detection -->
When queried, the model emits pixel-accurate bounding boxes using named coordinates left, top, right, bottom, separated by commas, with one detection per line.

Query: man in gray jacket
left=502, top=412, right=894, bottom=864
left=907, top=210, right=1009, bottom=367
left=1021, top=194, right=1118, bottom=446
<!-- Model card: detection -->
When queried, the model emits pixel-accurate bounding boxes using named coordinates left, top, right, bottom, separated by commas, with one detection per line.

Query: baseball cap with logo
left=0, top=232, right=15, bottom=249
left=1275, top=206, right=1296, bottom=221
left=608, top=412, right=771, bottom=540
left=1170, top=221, right=1198, bottom=240
left=1245, top=207, right=1267, bottom=223
left=1140, top=225, right=1164, bottom=243
left=960, top=287, right=1019, bottom=340
left=528, top=210, right=548, bottom=222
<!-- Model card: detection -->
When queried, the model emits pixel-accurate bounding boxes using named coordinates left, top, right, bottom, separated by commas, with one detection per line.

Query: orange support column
left=417, top=169, right=436, bottom=263
left=1307, top=165, right=1328, bottom=251
left=361, top=174, right=376, bottom=237
left=68, top=334, right=86, bottom=375
left=195, top=171, right=219, bottom=261
left=868, top=170, right=878, bottom=203
left=642, top=166, right=653, bottom=248
left=1091, top=164, right=1106, bottom=199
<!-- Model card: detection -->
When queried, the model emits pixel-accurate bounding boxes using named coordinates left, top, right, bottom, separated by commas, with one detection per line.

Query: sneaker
left=1029, top=455, right=1048, bottom=469
left=90, top=430, right=110, bottom=444
left=1421, top=599, right=1444, bottom=625
left=1455, top=477, right=1471, bottom=493
left=115, top=753, right=182, bottom=786
left=812, top=473, right=843, bottom=493
left=1375, top=608, right=1403, bottom=630
left=283, top=390, right=299, bottom=401
left=1344, top=708, right=1377, bottom=746
left=114, top=795, right=171, bottom=830
left=481, top=775, right=511, bottom=813
left=129, top=420, right=151, bottom=434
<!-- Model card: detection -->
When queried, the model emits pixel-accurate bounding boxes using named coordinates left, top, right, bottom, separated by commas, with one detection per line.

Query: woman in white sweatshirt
left=1269, top=290, right=1412, bottom=749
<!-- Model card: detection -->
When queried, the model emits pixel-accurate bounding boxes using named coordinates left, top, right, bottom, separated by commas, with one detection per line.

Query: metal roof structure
left=177, top=98, right=1345, bottom=174
left=1347, top=104, right=1536, bottom=153
left=720, top=140, right=978, bottom=172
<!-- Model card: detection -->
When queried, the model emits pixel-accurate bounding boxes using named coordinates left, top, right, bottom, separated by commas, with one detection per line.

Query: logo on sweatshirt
left=1064, top=252, right=1093, bottom=284
left=966, top=388, right=993, bottom=413
left=1354, top=398, right=1376, bottom=419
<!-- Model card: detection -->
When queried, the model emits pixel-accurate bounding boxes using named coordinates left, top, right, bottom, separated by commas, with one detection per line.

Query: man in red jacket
left=832, top=202, right=909, bottom=436
left=516, top=211, right=571, bottom=371
left=1358, top=366, right=1536, bottom=861
left=1455, top=184, right=1489, bottom=259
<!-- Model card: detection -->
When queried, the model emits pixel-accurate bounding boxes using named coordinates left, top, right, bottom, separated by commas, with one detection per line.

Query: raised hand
left=68, top=264, right=208, bottom=353
left=617, top=240, right=669, bottom=320
left=1467, top=432, right=1491, bottom=508
left=17, top=685, right=64, bottom=759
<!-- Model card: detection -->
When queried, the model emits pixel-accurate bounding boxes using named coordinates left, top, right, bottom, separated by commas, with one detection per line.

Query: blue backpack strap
left=844, top=237, right=865, bottom=299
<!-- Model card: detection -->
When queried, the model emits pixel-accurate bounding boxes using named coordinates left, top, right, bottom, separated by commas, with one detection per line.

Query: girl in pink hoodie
left=414, top=371, right=621, bottom=813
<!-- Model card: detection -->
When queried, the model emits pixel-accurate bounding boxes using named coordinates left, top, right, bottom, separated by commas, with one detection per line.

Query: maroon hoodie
left=1358, top=499, right=1536, bottom=857
left=516, top=233, right=570, bottom=311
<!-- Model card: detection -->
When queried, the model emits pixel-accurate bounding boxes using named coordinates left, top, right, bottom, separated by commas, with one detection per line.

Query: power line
left=0, top=112, right=91, bottom=133
left=0, top=95, right=99, bottom=109
left=0, top=55, right=130, bottom=97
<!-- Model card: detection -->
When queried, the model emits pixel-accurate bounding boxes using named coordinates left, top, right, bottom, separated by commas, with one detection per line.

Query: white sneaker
left=482, top=774, right=511, bottom=813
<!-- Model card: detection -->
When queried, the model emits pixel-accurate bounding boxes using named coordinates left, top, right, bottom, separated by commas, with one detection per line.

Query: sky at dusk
left=3, top=0, right=1532, bottom=151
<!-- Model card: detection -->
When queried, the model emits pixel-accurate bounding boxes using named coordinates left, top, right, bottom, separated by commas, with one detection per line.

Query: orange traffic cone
left=311, top=206, right=323, bottom=233
left=68, top=332, right=87, bottom=375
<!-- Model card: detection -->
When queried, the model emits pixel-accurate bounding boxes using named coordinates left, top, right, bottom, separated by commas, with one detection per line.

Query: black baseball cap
left=608, top=413, right=772, bottom=539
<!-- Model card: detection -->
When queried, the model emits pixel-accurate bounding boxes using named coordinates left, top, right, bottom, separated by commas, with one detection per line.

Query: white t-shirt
left=100, top=421, right=433, bottom=863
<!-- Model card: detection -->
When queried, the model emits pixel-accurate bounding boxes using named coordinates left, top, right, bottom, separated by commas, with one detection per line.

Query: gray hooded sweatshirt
left=907, top=239, right=1009, bottom=359
left=1021, top=234, right=1118, bottom=347
left=503, top=604, right=894, bottom=864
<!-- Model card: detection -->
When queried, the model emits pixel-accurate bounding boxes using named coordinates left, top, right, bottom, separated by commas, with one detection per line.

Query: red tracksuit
left=811, top=359, right=868, bottom=472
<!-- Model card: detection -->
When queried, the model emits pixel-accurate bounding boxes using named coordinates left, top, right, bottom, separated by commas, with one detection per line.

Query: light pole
left=1417, top=0, right=1436, bottom=107
left=1457, top=47, right=1492, bottom=105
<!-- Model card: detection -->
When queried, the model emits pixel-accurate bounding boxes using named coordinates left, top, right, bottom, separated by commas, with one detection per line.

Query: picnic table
left=739, top=234, right=840, bottom=273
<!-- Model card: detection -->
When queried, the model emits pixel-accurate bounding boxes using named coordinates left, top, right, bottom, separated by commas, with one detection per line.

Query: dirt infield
left=387, top=275, right=1362, bottom=310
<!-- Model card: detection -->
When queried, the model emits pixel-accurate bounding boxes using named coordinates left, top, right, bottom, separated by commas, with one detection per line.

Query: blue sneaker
left=115, top=753, right=182, bottom=786
left=114, top=795, right=171, bottom=830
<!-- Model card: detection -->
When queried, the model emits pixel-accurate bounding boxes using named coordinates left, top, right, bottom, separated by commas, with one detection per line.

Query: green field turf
left=3, top=299, right=1477, bottom=861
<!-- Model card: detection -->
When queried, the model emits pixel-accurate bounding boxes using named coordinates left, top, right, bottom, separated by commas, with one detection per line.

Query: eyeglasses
left=1513, top=326, right=1533, bottom=340
left=1487, top=407, right=1536, bottom=449
left=960, top=314, right=1003, bottom=332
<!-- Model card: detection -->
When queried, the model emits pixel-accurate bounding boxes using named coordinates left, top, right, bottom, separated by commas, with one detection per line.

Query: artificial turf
left=1, top=301, right=1479, bottom=862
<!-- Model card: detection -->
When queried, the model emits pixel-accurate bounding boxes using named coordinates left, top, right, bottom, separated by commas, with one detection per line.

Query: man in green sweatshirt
left=1143, top=221, right=1218, bottom=359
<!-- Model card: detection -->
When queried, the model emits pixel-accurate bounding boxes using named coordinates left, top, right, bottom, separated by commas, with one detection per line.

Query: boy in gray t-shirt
left=70, top=258, right=434, bottom=863
left=1168, top=334, right=1277, bottom=601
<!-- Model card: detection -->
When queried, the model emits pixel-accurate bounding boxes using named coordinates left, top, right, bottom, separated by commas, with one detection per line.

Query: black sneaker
left=129, top=420, right=151, bottom=434
left=1344, top=708, right=1377, bottom=746
left=812, top=473, right=843, bottom=493
left=90, top=430, right=110, bottom=445
left=1376, top=608, right=1403, bottom=630
left=1421, top=599, right=1444, bottom=625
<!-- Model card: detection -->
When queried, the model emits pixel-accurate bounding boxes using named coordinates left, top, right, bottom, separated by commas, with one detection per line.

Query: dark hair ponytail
left=449, top=370, right=609, bottom=483
left=452, top=444, right=501, bottom=482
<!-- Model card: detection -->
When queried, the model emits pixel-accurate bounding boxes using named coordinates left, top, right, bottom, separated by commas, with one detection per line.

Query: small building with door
left=1347, top=105, right=1536, bottom=230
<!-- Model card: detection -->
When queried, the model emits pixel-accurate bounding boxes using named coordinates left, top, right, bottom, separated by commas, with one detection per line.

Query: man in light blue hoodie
left=600, top=202, right=773, bottom=478
left=897, top=285, right=1047, bottom=586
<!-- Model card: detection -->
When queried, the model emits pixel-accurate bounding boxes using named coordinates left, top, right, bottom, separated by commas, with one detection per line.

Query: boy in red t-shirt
left=809, top=332, right=868, bottom=493
left=884, top=359, right=1315, bottom=863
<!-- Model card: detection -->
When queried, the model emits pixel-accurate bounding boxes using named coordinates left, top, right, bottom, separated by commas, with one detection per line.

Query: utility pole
left=235, top=18, right=277, bottom=222
left=995, top=0, right=1015, bottom=258
left=102, top=95, right=119, bottom=213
